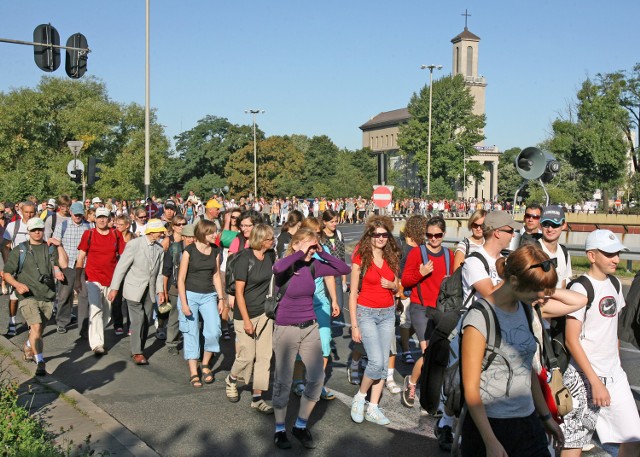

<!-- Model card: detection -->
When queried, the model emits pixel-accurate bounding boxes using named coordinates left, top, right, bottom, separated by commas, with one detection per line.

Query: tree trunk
left=602, top=188, right=609, bottom=212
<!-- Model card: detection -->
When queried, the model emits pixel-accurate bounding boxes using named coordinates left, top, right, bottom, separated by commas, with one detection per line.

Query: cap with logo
left=70, top=202, right=85, bottom=215
left=585, top=229, right=628, bottom=253
left=95, top=207, right=110, bottom=218
left=27, top=218, right=45, bottom=231
left=483, top=211, right=523, bottom=231
left=145, top=218, right=167, bottom=234
left=541, top=205, right=565, bottom=225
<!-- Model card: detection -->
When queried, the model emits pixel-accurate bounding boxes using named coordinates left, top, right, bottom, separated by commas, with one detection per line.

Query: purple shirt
left=273, top=250, right=350, bottom=326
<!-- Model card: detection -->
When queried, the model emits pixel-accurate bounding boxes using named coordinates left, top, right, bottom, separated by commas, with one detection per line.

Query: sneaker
left=35, top=361, right=47, bottom=376
left=222, top=329, right=231, bottom=340
left=167, top=346, right=179, bottom=355
left=347, top=363, right=361, bottom=385
left=156, top=328, right=166, bottom=340
left=292, top=426, right=316, bottom=449
left=435, top=424, right=454, bottom=452
left=386, top=379, right=402, bottom=394
left=401, top=375, right=416, bottom=408
left=251, top=398, right=274, bottom=415
left=93, top=346, right=107, bottom=356
left=365, top=405, right=391, bottom=426
left=22, top=342, right=34, bottom=362
left=350, top=394, right=366, bottom=423
left=403, top=352, right=415, bottom=364
left=293, top=382, right=305, bottom=397
left=127, top=329, right=132, bottom=336
left=225, top=375, right=239, bottom=403
left=56, top=325, right=67, bottom=334
left=6, top=323, right=16, bottom=337
left=114, top=327, right=124, bottom=336
left=274, top=431, right=291, bottom=449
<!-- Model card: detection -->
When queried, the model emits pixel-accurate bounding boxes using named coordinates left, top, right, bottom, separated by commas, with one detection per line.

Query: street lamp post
left=245, top=109, right=265, bottom=198
left=420, top=64, right=442, bottom=196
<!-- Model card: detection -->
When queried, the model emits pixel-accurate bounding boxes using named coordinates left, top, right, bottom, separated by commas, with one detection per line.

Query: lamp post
left=245, top=109, right=265, bottom=198
left=144, top=0, right=151, bottom=199
left=420, top=64, right=442, bottom=196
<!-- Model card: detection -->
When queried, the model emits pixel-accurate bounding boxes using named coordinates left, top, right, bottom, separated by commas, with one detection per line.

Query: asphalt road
left=1, top=222, right=638, bottom=456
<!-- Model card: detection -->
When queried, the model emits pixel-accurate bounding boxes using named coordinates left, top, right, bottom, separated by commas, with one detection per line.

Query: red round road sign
left=372, top=186, right=393, bottom=208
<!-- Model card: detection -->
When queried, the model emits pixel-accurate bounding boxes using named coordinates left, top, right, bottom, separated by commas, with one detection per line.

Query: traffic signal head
left=33, top=24, right=61, bottom=72
left=65, top=33, right=88, bottom=79
left=88, top=156, right=102, bottom=186
left=70, top=169, right=82, bottom=184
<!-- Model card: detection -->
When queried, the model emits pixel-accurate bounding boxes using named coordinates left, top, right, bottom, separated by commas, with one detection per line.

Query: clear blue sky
left=1, top=1, right=638, bottom=153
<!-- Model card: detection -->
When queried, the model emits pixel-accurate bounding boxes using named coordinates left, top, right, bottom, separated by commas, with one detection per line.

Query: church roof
left=359, top=108, right=410, bottom=130
left=451, top=27, right=480, bottom=43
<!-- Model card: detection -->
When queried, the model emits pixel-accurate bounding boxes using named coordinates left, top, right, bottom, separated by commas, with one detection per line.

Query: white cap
left=92, top=197, right=103, bottom=204
left=27, top=218, right=45, bottom=231
left=47, top=198, right=57, bottom=209
left=585, top=229, right=629, bottom=253
left=95, top=207, right=110, bottom=218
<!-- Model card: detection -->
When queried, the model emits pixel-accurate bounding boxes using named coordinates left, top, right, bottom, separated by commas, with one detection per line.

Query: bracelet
left=539, top=412, right=552, bottom=422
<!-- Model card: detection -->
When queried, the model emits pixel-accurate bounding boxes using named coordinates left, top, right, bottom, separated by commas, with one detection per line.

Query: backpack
left=59, top=219, right=90, bottom=240
left=549, top=274, right=621, bottom=372
left=224, top=234, right=249, bottom=296
left=403, top=244, right=433, bottom=300
left=619, top=270, right=640, bottom=350
left=85, top=228, right=123, bottom=260
left=436, top=251, right=489, bottom=314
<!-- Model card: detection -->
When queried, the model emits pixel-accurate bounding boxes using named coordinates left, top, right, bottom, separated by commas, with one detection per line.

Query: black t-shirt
left=184, top=243, right=218, bottom=294
left=233, top=249, right=274, bottom=320
left=276, top=231, right=292, bottom=258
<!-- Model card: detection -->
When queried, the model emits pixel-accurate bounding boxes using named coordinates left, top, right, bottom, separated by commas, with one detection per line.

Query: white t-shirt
left=3, top=220, right=32, bottom=247
left=461, top=246, right=501, bottom=304
left=540, top=242, right=573, bottom=289
left=568, top=275, right=624, bottom=377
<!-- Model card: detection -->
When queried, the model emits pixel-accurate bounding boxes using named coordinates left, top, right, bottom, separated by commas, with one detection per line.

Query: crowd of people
left=1, top=193, right=639, bottom=454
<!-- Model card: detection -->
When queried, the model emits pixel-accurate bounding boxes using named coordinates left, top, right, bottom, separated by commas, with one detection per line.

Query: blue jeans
left=178, top=290, right=221, bottom=360
left=356, top=304, right=395, bottom=380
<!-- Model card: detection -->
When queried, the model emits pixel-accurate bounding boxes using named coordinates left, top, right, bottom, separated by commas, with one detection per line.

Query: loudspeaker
left=514, top=147, right=546, bottom=180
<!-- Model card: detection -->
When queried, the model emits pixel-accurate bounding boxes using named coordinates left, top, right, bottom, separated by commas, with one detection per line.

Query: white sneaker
left=351, top=395, right=366, bottom=423
left=365, top=405, right=390, bottom=425
left=386, top=379, right=402, bottom=394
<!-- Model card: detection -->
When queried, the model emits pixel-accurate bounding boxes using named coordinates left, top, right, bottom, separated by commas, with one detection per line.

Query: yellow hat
left=145, top=218, right=167, bottom=234
left=205, top=199, right=222, bottom=209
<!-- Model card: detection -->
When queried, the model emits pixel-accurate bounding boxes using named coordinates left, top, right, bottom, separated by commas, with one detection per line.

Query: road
left=1, top=222, right=638, bottom=456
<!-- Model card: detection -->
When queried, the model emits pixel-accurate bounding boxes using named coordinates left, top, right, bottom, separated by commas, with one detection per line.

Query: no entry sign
left=372, top=185, right=393, bottom=208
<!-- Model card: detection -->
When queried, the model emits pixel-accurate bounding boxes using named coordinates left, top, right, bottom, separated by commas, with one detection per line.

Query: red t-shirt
left=401, top=246, right=453, bottom=308
left=78, top=228, right=125, bottom=286
left=352, top=249, right=395, bottom=308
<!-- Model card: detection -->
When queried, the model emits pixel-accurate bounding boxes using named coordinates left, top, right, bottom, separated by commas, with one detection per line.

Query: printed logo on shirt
left=599, top=296, right=617, bottom=317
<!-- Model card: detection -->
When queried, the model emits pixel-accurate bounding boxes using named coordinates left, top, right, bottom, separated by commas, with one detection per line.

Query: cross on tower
left=461, top=9, right=471, bottom=28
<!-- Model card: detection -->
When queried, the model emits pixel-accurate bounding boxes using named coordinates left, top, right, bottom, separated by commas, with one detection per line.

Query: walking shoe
left=435, top=424, right=454, bottom=451
left=293, top=381, right=305, bottom=397
left=292, top=427, right=316, bottom=449
left=320, top=386, right=336, bottom=400
left=167, top=346, right=179, bottom=355
left=365, top=405, right=391, bottom=426
left=347, top=363, right=361, bottom=385
left=6, top=323, right=16, bottom=337
left=56, top=325, right=67, bottom=334
left=274, top=431, right=291, bottom=449
left=401, top=375, right=416, bottom=408
left=386, top=379, right=402, bottom=394
left=114, top=327, right=124, bottom=336
left=351, top=394, right=366, bottom=423
left=93, top=346, right=107, bottom=356
left=403, top=352, right=415, bottom=364
left=222, top=329, right=231, bottom=340
left=23, top=342, right=34, bottom=362
left=251, top=399, right=274, bottom=415
left=156, top=328, right=166, bottom=340
left=35, top=361, right=47, bottom=376
left=225, top=375, right=239, bottom=402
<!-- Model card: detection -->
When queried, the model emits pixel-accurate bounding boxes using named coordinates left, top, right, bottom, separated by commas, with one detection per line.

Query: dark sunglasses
left=174, top=222, right=187, bottom=227
left=525, top=213, right=541, bottom=220
left=541, top=221, right=563, bottom=229
left=496, top=228, right=515, bottom=234
left=230, top=216, right=239, bottom=220
left=471, top=222, right=483, bottom=229
left=529, top=258, right=558, bottom=272
left=426, top=232, right=444, bottom=239
left=372, top=232, right=390, bottom=239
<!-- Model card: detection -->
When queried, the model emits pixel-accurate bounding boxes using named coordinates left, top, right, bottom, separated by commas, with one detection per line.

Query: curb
left=0, top=334, right=160, bottom=457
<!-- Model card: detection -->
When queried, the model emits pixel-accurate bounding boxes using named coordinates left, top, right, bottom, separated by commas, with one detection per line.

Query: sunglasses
left=529, top=258, right=557, bottom=272
left=426, top=232, right=444, bottom=239
left=230, top=216, right=239, bottom=220
left=372, top=232, right=390, bottom=239
left=525, top=213, right=541, bottom=220
left=174, top=222, right=187, bottom=227
left=138, top=215, right=148, bottom=219
left=541, top=221, right=563, bottom=229
left=471, top=222, right=483, bottom=229
left=496, top=228, right=515, bottom=234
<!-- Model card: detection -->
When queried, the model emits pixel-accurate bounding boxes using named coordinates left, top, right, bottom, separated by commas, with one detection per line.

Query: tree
left=322, top=148, right=377, bottom=198
left=550, top=77, right=631, bottom=211
left=303, top=135, right=340, bottom=195
left=398, top=74, right=486, bottom=197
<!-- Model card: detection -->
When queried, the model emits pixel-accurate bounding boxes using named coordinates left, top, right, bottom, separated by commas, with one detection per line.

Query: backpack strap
left=461, top=252, right=491, bottom=308
left=60, top=219, right=68, bottom=239
left=16, top=241, right=29, bottom=275
left=463, top=237, right=470, bottom=257
left=534, top=304, right=560, bottom=371
left=51, top=212, right=57, bottom=234
left=416, top=244, right=430, bottom=306
left=12, top=219, right=21, bottom=244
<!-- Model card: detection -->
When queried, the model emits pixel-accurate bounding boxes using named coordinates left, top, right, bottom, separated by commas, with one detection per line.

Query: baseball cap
left=181, top=224, right=195, bottom=237
left=145, top=218, right=167, bottom=234
left=95, top=207, right=110, bottom=218
left=483, top=211, right=523, bottom=231
left=164, top=200, right=177, bottom=210
left=541, top=205, right=565, bottom=225
left=27, top=218, right=45, bottom=231
left=92, top=197, right=103, bottom=204
left=70, top=202, right=85, bottom=215
left=206, top=199, right=222, bottom=209
left=47, top=198, right=57, bottom=209
left=585, top=229, right=628, bottom=253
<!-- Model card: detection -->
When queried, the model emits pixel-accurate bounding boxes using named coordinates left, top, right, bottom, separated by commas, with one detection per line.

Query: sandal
left=321, top=386, right=336, bottom=401
left=202, top=367, right=214, bottom=384
left=190, top=374, right=202, bottom=388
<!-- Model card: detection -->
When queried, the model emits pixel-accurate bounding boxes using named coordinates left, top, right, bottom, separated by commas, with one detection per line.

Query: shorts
left=19, top=298, right=54, bottom=325
left=399, top=298, right=412, bottom=329
left=409, top=303, right=436, bottom=342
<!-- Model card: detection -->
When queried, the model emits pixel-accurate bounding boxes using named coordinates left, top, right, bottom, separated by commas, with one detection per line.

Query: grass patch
left=570, top=257, right=638, bottom=278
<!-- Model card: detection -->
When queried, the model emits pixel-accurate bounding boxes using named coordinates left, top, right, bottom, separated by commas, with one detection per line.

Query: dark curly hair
left=356, top=216, right=401, bottom=274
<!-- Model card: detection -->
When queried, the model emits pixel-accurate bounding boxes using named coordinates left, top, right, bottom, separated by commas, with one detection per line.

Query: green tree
left=323, top=148, right=377, bottom=198
left=397, top=74, right=486, bottom=196
left=497, top=147, right=523, bottom=201
left=303, top=135, right=340, bottom=194
left=550, top=77, right=631, bottom=211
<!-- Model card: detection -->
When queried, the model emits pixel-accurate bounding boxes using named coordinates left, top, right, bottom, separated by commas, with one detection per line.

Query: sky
left=1, top=1, right=638, bottom=154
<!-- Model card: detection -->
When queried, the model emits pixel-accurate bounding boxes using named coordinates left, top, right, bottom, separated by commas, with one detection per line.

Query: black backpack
left=224, top=234, right=247, bottom=296
left=436, top=251, right=489, bottom=314
left=549, top=274, right=621, bottom=372
left=619, top=271, right=640, bottom=350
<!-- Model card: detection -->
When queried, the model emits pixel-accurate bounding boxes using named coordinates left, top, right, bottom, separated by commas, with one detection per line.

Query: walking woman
left=177, top=220, right=225, bottom=387
left=275, top=210, right=303, bottom=258
left=349, top=216, right=401, bottom=426
left=453, top=209, right=487, bottom=271
left=224, top=223, right=276, bottom=414
left=321, top=210, right=347, bottom=309
left=459, top=244, right=564, bottom=456
left=271, top=228, right=350, bottom=449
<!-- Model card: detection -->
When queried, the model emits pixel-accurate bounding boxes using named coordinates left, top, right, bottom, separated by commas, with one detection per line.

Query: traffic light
left=87, top=156, right=102, bottom=186
left=70, top=169, right=82, bottom=184
left=65, top=33, right=88, bottom=79
left=33, top=24, right=60, bottom=72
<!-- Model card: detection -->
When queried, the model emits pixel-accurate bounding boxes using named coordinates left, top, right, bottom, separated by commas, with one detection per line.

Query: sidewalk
left=0, top=334, right=160, bottom=457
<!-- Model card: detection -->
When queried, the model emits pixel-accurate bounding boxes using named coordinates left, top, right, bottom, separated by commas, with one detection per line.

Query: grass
left=568, top=256, right=638, bottom=278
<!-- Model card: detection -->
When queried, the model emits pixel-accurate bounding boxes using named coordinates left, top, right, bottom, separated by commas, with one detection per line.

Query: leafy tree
left=550, top=77, right=631, bottom=211
left=323, top=148, right=377, bottom=198
left=398, top=74, right=486, bottom=196
left=497, top=147, right=523, bottom=201
left=303, top=135, right=340, bottom=194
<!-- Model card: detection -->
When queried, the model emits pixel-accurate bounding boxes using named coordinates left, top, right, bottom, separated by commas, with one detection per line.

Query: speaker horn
left=514, top=147, right=546, bottom=180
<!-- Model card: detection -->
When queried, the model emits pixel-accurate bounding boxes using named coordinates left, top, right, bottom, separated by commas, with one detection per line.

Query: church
left=359, top=18, right=500, bottom=200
